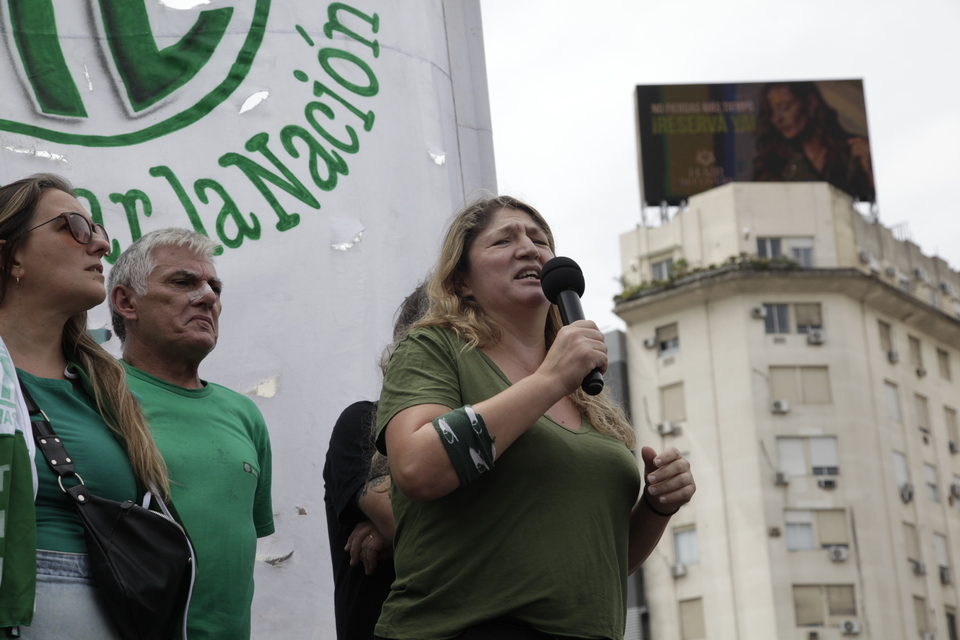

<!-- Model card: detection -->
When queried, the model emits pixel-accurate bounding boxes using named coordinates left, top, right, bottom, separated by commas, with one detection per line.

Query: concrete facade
left=616, top=183, right=960, bottom=640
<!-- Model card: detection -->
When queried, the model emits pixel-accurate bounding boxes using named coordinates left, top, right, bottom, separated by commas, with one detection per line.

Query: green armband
left=433, top=405, right=496, bottom=486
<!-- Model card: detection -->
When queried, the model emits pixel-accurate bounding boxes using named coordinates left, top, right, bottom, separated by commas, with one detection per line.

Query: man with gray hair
left=109, top=228, right=273, bottom=639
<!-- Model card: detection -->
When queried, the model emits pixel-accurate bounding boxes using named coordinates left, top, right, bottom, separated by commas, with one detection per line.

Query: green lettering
left=194, top=179, right=261, bottom=249
left=730, top=113, right=756, bottom=133
left=305, top=101, right=360, bottom=153
left=313, top=80, right=375, bottom=132
left=108, top=189, right=152, bottom=244
left=280, top=124, right=349, bottom=192
left=8, top=0, right=86, bottom=117
left=97, top=0, right=234, bottom=112
left=318, top=48, right=378, bottom=97
left=148, top=166, right=224, bottom=255
left=219, top=132, right=319, bottom=232
left=74, top=188, right=120, bottom=264
left=322, top=4, right=380, bottom=57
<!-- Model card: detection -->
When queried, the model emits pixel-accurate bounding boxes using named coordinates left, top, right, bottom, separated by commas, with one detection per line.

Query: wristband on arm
left=432, top=405, right=497, bottom=486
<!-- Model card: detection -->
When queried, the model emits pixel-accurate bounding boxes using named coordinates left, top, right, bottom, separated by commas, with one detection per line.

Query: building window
left=794, top=303, right=823, bottom=333
left=934, top=533, right=951, bottom=577
left=770, top=366, right=832, bottom=404
left=777, top=437, right=839, bottom=477
left=656, top=323, right=679, bottom=356
left=793, top=584, right=856, bottom=627
left=785, top=509, right=848, bottom=550
left=909, top=335, right=924, bottom=371
left=660, top=383, right=686, bottom=423
left=884, top=382, right=902, bottom=422
left=925, top=464, right=939, bottom=502
left=929, top=288, right=940, bottom=307
left=764, top=304, right=790, bottom=334
left=787, top=237, right=815, bottom=268
left=893, top=451, right=910, bottom=488
left=678, top=598, right=706, bottom=640
left=939, top=349, right=952, bottom=380
left=652, top=258, right=673, bottom=282
left=954, top=476, right=960, bottom=512
left=915, top=596, right=930, bottom=635
left=946, top=607, right=958, bottom=640
left=809, top=437, right=839, bottom=474
left=946, top=407, right=960, bottom=449
left=674, top=527, right=699, bottom=565
left=915, top=394, right=930, bottom=430
left=899, top=276, right=912, bottom=293
left=757, top=237, right=782, bottom=258
left=904, top=522, right=921, bottom=563
left=879, top=320, right=893, bottom=354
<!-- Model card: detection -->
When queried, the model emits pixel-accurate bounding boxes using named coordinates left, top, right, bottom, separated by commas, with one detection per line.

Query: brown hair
left=0, top=174, right=170, bottom=498
left=416, top=195, right=636, bottom=448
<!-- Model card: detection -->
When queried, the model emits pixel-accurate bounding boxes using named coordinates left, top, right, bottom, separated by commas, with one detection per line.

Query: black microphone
left=540, top=256, right=604, bottom=396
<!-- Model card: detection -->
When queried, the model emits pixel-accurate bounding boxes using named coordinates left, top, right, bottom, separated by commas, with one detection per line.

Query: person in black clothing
left=324, top=400, right=395, bottom=640
left=323, top=284, right=428, bottom=639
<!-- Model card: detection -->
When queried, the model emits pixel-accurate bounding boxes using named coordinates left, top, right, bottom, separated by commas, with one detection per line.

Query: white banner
left=1, top=0, right=495, bottom=635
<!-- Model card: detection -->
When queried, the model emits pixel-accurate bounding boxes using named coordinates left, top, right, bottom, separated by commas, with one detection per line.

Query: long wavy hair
left=0, top=173, right=170, bottom=498
left=415, top=195, right=636, bottom=449
left=752, top=81, right=856, bottom=182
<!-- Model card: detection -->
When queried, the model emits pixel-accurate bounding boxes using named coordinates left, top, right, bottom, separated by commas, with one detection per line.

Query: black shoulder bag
left=23, top=383, right=196, bottom=640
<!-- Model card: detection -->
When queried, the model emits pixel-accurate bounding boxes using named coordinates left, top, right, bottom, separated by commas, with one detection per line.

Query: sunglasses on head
left=26, top=212, right=111, bottom=256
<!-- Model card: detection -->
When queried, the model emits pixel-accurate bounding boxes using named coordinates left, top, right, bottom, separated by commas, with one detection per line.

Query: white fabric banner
left=1, top=1, right=495, bottom=634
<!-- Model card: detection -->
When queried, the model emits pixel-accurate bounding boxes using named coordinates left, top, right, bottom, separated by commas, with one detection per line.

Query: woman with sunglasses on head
left=374, top=196, right=695, bottom=640
left=0, top=174, right=169, bottom=639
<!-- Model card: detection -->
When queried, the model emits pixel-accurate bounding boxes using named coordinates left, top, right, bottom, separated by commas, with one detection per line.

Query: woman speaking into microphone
left=375, top=195, right=695, bottom=640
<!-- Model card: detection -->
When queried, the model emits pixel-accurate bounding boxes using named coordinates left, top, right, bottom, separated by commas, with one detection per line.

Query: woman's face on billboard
left=767, top=85, right=809, bottom=140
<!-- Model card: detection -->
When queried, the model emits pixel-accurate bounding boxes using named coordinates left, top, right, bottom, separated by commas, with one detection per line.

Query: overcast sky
left=480, top=0, right=960, bottom=332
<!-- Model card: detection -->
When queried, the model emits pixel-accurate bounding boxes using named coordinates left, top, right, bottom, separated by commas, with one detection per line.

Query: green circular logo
left=0, top=0, right=270, bottom=147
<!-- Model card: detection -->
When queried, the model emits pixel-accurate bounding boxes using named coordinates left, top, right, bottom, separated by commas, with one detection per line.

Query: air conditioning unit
left=885, top=265, right=898, bottom=278
left=840, top=619, right=862, bottom=635
left=914, top=267, right=930, bottom=283
left=950, top=482, right=960, bottom=499
left=900, top=482, right=915, bottom=503
left=922, top=632, right=937, bottom=640
left=949, top=441, right=959, bottom=454
left=818, top=477, right=838, bottom=490
left=828, top=545, right=849, bottom=562
left=643, top=336, right=657, bottom=349
left=940, top=281, right=956, bottom=297
left=656, top=421, right=677, bottom=436
left=916, top=367, right=927, bottom=378
left=774, top=471, right=790, bottom=486
left=751, top=306, right=767, bottom=319
left=770, top=399, right=790, bottom=414
left=941, top=566, right=953, bottom=585
left=887, top=349, right=900, bottom=363
left=670, top=563, right=687, bottom=578
left=913, top=559, right=927, bottom=576
left=806, top=329, right=826, bottom=345
left=858, top=249, right=871, bottom=264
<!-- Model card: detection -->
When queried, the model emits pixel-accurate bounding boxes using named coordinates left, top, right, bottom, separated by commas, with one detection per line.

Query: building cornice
left=614, top=267, right=960, bottom=343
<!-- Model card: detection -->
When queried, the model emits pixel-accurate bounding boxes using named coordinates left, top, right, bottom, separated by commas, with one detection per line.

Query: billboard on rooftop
left=635, top=79, right=874, bottom=205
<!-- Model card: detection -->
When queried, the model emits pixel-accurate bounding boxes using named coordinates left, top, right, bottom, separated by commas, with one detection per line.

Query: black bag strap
left=20, top=381, right=92, bottom=504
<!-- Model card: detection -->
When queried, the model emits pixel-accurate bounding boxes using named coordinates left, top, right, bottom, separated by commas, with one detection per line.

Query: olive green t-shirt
left=376, top=326, right=642, bottom=640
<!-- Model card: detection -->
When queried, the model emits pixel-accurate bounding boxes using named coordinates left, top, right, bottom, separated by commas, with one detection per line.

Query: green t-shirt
left=22, top=369, right=138, bottom=554
left=123, top=363, right=274, bottom=640
left=376, top=326, right=642, bottom=640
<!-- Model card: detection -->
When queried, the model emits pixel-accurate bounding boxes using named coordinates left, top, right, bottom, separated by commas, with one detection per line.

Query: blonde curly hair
left=414, top=195, right=636, bottom=449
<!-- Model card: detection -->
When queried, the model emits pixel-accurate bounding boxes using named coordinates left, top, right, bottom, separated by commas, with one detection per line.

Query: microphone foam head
left=540, top=256, right=585, bottom=303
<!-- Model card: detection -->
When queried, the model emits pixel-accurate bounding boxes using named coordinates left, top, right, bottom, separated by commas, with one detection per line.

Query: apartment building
left=615, top=182, right=960, bottom=640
